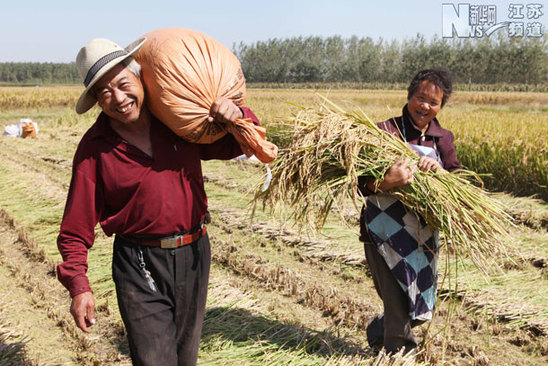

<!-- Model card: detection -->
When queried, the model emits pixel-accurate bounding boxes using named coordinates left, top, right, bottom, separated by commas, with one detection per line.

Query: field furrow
left=0, top=210, right=132, bottom=365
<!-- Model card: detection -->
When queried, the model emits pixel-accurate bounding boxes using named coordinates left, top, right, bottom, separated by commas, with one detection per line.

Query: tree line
left=0, top=35, right=546, bottom=85
left=0, top=62, right=79, bottom=84
left=234, top=35, right=547, bottom=85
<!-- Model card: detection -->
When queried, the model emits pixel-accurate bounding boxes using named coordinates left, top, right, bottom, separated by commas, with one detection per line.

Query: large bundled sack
left=2, top=119, right=38, bottom=138
left=136, top=27, right=277, bottom=163
left=20, top=119, right=38, bottom=138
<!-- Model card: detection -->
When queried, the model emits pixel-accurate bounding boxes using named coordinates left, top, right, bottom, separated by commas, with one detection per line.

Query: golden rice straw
left=254, top=97, right=514, bottom=275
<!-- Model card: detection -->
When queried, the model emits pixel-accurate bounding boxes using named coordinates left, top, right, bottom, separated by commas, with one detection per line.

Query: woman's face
left=407, top=80, right=444, bottom=132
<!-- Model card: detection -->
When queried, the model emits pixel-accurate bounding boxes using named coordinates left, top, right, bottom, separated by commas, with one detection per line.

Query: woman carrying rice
left=359, top=69, right=462, bottom=354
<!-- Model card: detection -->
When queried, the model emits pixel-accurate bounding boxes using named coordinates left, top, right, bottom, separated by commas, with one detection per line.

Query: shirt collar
left=87, top=112, right=163, bottom=151
left=93, top=112, right=118, bottom=143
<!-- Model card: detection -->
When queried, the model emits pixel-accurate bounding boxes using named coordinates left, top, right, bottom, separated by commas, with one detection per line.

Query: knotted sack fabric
left=135, top=27, right=277, bottom=163
left=21, top=122, right=37, bottom=138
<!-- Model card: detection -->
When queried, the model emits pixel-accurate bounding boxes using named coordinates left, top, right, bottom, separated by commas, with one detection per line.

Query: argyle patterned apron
left=364, top=132, right=443, bottom=321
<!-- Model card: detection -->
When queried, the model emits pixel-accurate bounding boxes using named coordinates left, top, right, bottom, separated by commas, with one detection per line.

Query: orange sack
left=135, top=27, right=278, bottom=163
left=21, top=122, right=37, bottom=138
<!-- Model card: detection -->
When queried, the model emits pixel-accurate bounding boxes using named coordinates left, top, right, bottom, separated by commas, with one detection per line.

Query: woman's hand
left=367, top=157, right=417, bottom=192
left=207, top=97, right=243, bottom=124
left=418, top=156, right=441, bottom=172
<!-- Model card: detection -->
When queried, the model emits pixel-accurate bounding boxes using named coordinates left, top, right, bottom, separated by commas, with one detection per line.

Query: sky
left=1, top=0, right=546, bottom=63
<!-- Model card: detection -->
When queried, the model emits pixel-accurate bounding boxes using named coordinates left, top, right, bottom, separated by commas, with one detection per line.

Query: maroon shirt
left=57, top=107, right=259, bottom=297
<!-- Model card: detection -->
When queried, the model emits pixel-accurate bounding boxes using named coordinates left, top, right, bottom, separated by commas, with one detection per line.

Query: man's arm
left=57, top=147, right=101, bottom=332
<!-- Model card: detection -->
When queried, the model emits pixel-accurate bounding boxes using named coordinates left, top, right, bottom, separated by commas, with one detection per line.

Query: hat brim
left=75, top=37, right=146, bottom=114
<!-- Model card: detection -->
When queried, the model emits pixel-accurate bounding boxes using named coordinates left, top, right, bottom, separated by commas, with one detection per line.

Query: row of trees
left=234, top=35, right=547, bottom=84
left=0, top=62, right=79, bottom=84
left=1, top=35, right=546, bottom=85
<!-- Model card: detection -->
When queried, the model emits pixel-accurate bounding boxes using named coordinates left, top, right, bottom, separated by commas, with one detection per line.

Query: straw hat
left=75, top=37, right=146, bottom=114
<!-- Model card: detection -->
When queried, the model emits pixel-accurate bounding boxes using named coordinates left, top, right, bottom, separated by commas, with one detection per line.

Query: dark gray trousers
left=364, top=242, right=423, bottom=353
left=112, top=234, right=211, bottom=366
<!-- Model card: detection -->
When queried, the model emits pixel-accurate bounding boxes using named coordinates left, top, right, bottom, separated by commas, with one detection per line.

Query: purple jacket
left=378, top=105, right=462, bottom=172
left=358, top=105, right=462, bottom=196
left=358, top=105, right=462, bottom=242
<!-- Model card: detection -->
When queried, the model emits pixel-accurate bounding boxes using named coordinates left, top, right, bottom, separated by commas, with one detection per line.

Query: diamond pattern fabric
left=364, top=194, right=439, bottom=321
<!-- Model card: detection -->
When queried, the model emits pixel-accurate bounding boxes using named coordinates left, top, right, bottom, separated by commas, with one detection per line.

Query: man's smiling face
left=94, top=63, right=145, bottom=124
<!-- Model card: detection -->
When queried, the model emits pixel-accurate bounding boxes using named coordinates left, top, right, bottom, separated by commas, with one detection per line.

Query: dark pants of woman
left=364, top=242, right=424, bottom=354
left=112, top=234, right=211, bottom=366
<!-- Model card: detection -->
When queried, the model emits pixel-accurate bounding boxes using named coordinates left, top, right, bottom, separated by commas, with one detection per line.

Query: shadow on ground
left=201, top=305, right=372, bottom=360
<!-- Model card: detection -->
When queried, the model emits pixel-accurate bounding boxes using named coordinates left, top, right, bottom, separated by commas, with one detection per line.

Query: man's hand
left=70, top=291, right=96, bottom=333
left=418, top=156, right=441, bottom=172
left=207, top=97, right=243, bottom=124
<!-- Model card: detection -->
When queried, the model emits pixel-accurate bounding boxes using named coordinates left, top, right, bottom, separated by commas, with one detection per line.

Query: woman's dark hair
left=407, top=69, right=453, bottom=107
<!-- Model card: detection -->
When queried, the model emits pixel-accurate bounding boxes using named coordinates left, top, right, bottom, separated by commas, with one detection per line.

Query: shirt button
left=170, top=249, right=175, bottom=256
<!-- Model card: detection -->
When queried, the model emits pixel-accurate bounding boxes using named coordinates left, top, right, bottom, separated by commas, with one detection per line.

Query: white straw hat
left=75, top=37, right=146, bottom=114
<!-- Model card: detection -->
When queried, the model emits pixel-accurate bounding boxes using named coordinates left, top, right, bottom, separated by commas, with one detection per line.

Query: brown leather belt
left=121, top=226, right=207, bottom=249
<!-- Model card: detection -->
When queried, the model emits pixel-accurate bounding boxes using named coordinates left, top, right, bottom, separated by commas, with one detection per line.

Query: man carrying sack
left=56, top=37, right=261, bottom=365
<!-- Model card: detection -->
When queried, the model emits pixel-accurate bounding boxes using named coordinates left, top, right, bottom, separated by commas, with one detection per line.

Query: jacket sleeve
left=200, top=106, right=261, bottom=160
left=357, top=176, right=378, bottom=196
left=56, top=146, right=102, bottom=297
left=439, top=130, right=463, bottom=172
left=357, top=118, right=400, bottom=196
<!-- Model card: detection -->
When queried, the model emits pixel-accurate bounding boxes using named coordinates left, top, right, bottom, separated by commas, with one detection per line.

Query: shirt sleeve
left=56, top=146, right=102, bottom=297
left=241, top=106, right=261, bottom=127
left=199, top=106, right=262, bottom=160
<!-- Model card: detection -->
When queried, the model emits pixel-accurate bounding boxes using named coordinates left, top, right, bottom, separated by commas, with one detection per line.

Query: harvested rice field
left=0, top=86, right=546, bottom=365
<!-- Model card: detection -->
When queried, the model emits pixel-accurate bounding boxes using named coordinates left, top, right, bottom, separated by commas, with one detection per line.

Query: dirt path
left=0, top=210, right=131, bottom=365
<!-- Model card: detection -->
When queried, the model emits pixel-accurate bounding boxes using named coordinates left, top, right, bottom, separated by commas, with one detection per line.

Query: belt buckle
left=160, top=236, right=179, bottom=249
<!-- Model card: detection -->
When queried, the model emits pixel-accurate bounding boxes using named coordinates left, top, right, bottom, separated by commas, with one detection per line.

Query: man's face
left=407, top=80, right=443, bottom=132
left=94, top=63, right=145, bottom=124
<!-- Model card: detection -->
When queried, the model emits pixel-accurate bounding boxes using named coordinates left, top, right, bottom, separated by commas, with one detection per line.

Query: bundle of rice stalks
left=254, top=98, right=514, bottom=274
